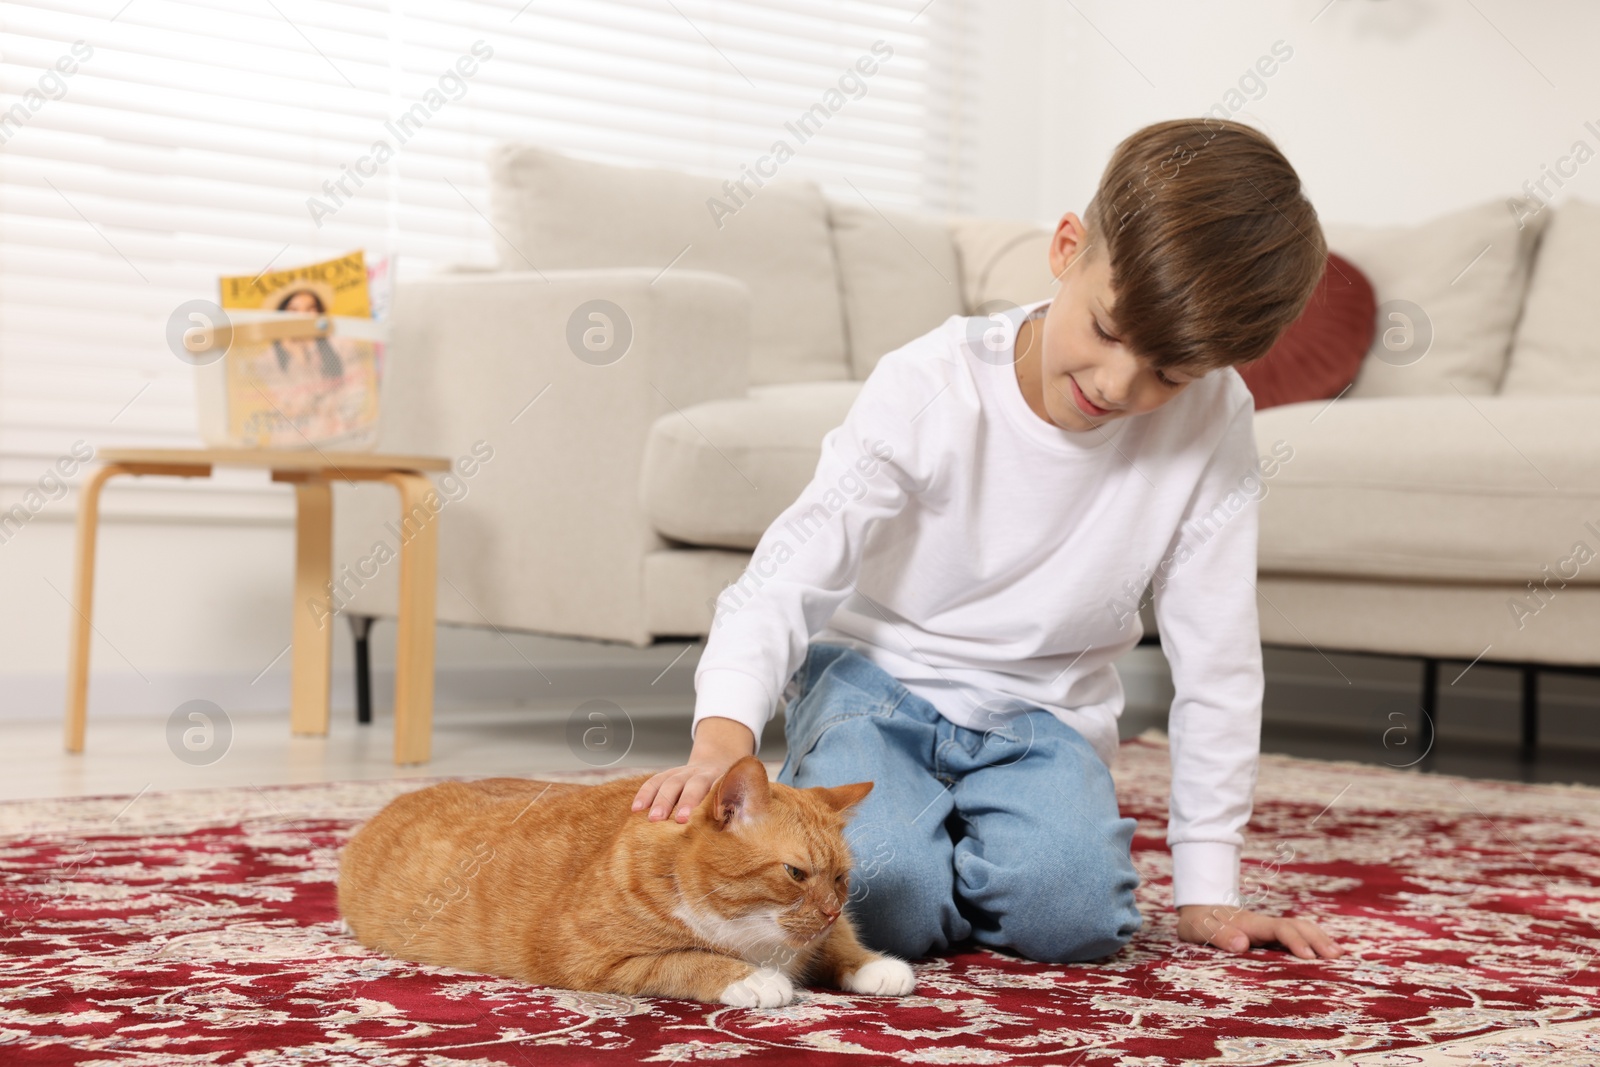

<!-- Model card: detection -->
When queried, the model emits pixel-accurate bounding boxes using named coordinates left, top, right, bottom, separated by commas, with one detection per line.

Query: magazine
left=214, top=250, right=388, bottom=449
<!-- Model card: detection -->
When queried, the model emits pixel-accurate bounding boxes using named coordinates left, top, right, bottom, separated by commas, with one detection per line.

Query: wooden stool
left=63, top=448, right=451, bottom=765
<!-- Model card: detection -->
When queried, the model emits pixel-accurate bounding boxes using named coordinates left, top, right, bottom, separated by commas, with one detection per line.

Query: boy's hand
left=630, top=716, right=756, bottom=824
left=1176, top=904, right=1344, bottom=960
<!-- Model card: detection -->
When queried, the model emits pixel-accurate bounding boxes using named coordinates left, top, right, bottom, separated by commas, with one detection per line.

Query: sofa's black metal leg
left=1520, top=664, right=1539, bottom=762
left=349, top=614, right=375, bottom=725
left=1419, top=657, right=1439, bottom=769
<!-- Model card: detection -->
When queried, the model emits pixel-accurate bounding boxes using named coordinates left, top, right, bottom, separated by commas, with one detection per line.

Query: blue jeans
left=775, top=642, right=1142, bottom=963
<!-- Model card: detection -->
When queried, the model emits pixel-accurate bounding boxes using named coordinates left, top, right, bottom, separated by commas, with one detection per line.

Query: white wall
left=5, top=0, right=1598, bottom=733
left=974, top=0, right=1600, bottom=227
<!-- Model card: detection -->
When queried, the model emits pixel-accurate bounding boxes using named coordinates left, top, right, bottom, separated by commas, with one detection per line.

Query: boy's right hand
left=630, top=716, right=757, bottom=824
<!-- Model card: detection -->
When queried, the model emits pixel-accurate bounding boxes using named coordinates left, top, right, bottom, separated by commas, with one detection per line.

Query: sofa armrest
left=332, top=267, right=750, bottom=645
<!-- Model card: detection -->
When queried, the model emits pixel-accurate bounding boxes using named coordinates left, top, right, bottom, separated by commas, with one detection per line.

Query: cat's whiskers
left=727, top=900, right=832, bottom=961
left=672, top=890, right=825, bottom=958
left=701, top=911, right=785, bottom=937
left=670, top=874, right=795, bottom=955
left=673, top=897, right=799, bottom=963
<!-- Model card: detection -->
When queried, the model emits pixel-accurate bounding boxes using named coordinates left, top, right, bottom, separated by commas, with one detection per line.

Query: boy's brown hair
left=1081, top=117, right=1326, bottom=374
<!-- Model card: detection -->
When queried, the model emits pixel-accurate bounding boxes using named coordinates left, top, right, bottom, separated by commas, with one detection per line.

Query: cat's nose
left=820, top=907, right=840, bottom=924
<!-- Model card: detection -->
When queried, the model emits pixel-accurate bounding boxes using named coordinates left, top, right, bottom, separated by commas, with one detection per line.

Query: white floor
left=0, top=701, right=759, bottom=802
left=1, top=631, right=1173, bottom=803
left=8, top=634, right=1598, bottom=802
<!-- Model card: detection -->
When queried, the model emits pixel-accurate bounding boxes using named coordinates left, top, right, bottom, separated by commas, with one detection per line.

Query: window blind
left=0, top=0, right=977, bottom=523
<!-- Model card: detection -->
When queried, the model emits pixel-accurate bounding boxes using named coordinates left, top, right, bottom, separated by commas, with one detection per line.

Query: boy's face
left=1022, top=211, right=1205, bottom=432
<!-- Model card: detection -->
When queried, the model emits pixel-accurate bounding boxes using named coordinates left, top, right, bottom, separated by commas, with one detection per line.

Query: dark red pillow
left=1238, top=251, right=1376, bottom=410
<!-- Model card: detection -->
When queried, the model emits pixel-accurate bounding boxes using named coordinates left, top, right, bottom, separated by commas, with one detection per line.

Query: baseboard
left=0, top=661, right=700, bottom=724
left=7, top=645, right=1596, bottom=749
left=1256, top=651, right=1600, bottom=749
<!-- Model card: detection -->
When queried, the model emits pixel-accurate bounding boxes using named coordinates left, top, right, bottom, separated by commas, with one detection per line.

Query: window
left=0, top=0, right=977, bottom=520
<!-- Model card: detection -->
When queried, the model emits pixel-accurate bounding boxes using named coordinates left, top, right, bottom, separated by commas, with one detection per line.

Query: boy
left=632, top=118, right=1343, bottom=965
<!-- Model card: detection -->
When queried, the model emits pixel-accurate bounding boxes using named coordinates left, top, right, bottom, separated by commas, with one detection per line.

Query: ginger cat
left=337, top=756, right=917, bottom=1007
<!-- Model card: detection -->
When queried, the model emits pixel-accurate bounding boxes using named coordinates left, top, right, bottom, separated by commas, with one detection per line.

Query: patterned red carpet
left=3, top=735, right=1599, bottom=1065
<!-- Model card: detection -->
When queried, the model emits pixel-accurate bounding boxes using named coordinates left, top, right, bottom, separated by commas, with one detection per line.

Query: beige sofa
left=333, top=145, right=1600, bottom=754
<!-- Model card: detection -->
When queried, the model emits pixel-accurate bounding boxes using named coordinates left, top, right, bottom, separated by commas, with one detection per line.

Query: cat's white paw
left=719, top=967, right=795, bottom=1008
left=842, top=956, right=916, bottom=996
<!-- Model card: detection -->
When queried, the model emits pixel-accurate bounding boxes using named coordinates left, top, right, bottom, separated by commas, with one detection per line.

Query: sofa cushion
left=1326, top=197, right=1547, bottom=398
left=827, top=196, right=964, bottom=379
left=1501, top=197, right=1600, bottom=394
left=1254, top=394, right=1600, bottom=584
left=645, top=385, right=1600, bottom=588
left=641, top=381, right=862, bottom=549
left=1238, top=252, right=1376, bottom=410
left=486, top=143, right=850, bottom=386
left=949, top=215, right=1056, bottom=313
left=643, top=548, right=752, bottom=638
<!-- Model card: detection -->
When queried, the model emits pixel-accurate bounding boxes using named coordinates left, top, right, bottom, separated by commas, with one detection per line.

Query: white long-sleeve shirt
left=691, top=297, right=1264, bottom=908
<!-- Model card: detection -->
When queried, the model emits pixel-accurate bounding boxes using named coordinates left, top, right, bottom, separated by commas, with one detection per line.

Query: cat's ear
left=813, top=781, right=873, bottom=814
left=707, top=756, right=772, bottom=831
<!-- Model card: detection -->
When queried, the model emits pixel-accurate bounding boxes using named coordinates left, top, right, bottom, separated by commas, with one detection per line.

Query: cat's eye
left=783, top=864, right=807, bottom=882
